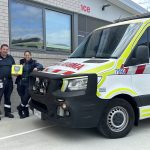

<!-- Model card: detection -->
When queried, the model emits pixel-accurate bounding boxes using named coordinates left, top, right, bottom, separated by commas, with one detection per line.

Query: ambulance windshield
left=70, top=23, right=141, bottom=58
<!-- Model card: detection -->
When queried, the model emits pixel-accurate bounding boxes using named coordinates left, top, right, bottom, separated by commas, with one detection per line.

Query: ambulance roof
left=96, top=18, right=150, bottom=31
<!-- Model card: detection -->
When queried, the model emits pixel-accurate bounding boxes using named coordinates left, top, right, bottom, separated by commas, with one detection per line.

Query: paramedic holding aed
left=16, top=50, right=43, bottom=119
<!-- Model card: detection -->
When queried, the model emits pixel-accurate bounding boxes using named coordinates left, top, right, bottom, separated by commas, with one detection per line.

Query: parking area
left=0, top=113, right=150, bottom=150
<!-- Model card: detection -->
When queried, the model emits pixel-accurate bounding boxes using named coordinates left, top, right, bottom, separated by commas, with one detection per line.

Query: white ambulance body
left=29, top=14, right=150, bottom=138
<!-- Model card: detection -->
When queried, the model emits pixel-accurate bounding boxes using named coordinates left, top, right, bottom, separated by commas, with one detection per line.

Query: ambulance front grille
left=31, top=77, right=62, bottom=95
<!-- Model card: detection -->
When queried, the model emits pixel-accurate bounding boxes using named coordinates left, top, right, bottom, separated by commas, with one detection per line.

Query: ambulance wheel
left=98, top=98, right=135, bottom=139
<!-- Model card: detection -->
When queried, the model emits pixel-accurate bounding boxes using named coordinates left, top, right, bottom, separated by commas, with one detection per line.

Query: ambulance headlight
left=66, top=77, right=88, bottom=91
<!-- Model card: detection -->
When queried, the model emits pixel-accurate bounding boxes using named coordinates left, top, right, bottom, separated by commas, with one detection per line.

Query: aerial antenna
left=114, top=15, right=122, bottom=23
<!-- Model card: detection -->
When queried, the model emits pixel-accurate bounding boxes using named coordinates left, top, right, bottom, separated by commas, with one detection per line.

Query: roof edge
left=107, top=0, right=148, bottom=15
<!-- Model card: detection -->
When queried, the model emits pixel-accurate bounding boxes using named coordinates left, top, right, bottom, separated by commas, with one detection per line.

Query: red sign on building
left=81, top=4, right=91, bottom=13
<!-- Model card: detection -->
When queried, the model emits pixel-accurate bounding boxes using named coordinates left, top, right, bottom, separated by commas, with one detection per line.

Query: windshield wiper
left=69, top=57, right=82, bottom=58
left=70, top=56, right=117, bottom=59
left=95, top=56, right=117, bottom=59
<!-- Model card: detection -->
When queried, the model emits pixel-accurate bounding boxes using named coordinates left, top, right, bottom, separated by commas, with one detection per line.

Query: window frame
left=45, top=9, right=72, bottom=52
left=8, top=0, right=73, bottom=54
left=78, top=14, right=110, bottom=45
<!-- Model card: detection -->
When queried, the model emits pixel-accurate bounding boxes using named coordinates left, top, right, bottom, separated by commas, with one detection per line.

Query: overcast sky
left=132, top=0, right=150, bottom=11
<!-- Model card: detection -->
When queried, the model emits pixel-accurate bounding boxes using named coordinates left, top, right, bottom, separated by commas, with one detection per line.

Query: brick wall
left=11, top=51, right=68, bottom=67
left=33, top=0, right=80, bottom=13
left=0, top=0, right=9, bottom=46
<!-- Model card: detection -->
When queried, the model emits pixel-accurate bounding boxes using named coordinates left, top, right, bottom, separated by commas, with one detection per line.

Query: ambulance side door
left=125, top=27, right=150, bottom=99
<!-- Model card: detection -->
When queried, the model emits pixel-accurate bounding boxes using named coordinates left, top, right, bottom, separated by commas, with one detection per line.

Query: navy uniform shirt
left=15, top=59, right=43, bottom=84
left=0, top=55, right=15, bottom=79
left=21, top=59, right=43, bottom=79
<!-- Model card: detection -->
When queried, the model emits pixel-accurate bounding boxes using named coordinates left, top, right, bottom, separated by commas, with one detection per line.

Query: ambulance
left=29, top=13, right=150, bottom=138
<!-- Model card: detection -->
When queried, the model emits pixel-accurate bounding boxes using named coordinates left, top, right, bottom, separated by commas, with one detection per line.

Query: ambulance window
left=136, top=30, right=148, bottom=47
left=125, top=29, right=149, bottom=66
left=71, top=23, right=141, bottom=59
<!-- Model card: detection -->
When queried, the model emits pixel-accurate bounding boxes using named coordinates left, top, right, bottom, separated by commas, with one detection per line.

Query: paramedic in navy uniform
left=16, top=50, right=43, bottom=119
left=0, top=44, right=15, bottom=119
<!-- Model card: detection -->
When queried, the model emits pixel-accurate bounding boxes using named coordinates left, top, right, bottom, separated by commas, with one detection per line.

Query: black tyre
left=98, top=98, right=135, bottom=139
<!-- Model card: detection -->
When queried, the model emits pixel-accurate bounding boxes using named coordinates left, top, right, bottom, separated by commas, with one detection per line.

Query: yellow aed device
left=11, top=65, right=23, bottom=75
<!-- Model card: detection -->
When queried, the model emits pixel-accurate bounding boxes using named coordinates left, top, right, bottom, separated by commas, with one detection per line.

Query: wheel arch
left=113, top=94, right=139, bottom=126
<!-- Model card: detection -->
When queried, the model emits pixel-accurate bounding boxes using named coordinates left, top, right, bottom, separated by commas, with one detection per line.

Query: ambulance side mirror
left=135, top=45, right=149, bottom=64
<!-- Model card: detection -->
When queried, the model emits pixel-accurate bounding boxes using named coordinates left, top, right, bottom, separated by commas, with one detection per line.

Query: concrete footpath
left=0, top=113, right=150, bottom=150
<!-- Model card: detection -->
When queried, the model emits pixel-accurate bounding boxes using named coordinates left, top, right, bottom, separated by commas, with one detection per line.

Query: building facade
left=0, top=0, right=147, bottom=112
left=0, top=0, right=147, bottom=66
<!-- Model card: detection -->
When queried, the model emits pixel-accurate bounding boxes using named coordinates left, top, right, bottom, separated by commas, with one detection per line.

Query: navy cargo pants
left=17, top=79, right=30, bottom=107
left=0, top=78, right=13, bottom=113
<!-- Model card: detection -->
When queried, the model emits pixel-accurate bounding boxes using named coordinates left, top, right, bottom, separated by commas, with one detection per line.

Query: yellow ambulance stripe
left=140, top=113, right=150, bottom=119
left=97, top=76, right=106, bottom=89
left=82, top=62, right=115, bottom=98
left=96, top=76, right=106, bottom=97
left=97, top=91, right=101, bottom=97
left=96, top=69, right=115, bottom=97
left=140, top=108, right=150, bottom=114
left=61, top=80, right=68, bottom=92
left=81, top=61, right=115, bottom=74
left=104, top=88, right=137, bottom=99
left=140, top=106, right=150, bottom=119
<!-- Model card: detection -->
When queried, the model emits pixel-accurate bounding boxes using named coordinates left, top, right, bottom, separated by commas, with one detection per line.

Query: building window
left=46, top=10, right=71, bottom=51
left=9, top=0, right=72, bottom=52
left=78, top=14, right=110, bottom=45
left=10, top=0, right=44, bottom=49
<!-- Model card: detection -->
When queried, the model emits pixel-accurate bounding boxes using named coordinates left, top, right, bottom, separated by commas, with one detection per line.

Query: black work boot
left=17, top=105, right=25, bottom=119
left=5, top=112, right=14, bottom=118
left=23, top=107, right=29, bottom=118
left=4, top=106, right=14, bottom=118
